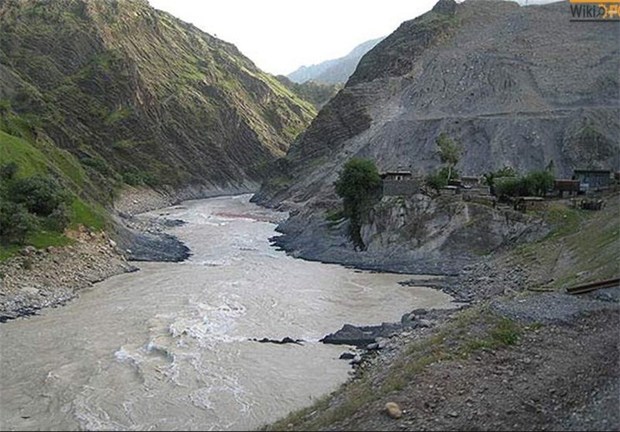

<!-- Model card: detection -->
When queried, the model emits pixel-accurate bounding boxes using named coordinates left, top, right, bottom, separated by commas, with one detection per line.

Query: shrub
left=8, top=175, right=70, bottom=216
left=44, top=204, right=70, bottom=232
left=426, top=171, right=448, bottom=192
left=425, top=166, right=459, bottom=192
left=0, top=162, right=19, bottom=181
left=526, top=170, right=554, bottom=197
left=494, top=170, right=555, bottom=198
left=0, top=201, right=38, bottom=245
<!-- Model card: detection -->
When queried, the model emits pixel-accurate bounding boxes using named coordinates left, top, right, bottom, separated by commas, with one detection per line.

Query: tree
left=526, top=170, right=554, bottom=197
left=483, top=166, right=517, bottom=196
left=436, top=133, right=461, bottom=183
left=334, top=158, right=381, bottom=249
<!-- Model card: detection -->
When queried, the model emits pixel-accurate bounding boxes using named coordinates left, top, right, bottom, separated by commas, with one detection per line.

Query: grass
left=69, top=199, right=106, bottom=230
left=509, top=194, right=619, bottom=290
left=0, top=129, right=110, bottom=260
left=26, top=230, right=72, bottom=249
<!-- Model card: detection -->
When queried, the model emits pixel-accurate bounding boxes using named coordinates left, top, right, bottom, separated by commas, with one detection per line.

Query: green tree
left=526, top=170, right=554, bottom=197
left=334, top=158, right=381, bottom=249
left=436, top=133, right=461, bottom=183
left=483, top=166, right=517, bottom=196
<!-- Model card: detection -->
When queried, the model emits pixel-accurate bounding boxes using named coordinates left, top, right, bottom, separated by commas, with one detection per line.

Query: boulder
left=321, top=323, right=403, bottom=347
left=385, top=402, right=403, bottom=419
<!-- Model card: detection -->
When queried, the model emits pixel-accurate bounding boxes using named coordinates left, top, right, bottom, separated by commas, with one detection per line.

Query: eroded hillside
left=0, top=0, right=315, bottom=203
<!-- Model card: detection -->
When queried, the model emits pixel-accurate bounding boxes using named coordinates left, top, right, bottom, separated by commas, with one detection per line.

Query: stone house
left=381, top=170, right=420, bottom=197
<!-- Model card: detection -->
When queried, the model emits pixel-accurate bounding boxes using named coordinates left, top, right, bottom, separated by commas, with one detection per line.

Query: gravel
left=491, top=292, right=619, bottom=325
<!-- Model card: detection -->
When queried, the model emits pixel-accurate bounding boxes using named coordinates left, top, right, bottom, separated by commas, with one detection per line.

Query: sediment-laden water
left=0, top=195, right=455, bottom=431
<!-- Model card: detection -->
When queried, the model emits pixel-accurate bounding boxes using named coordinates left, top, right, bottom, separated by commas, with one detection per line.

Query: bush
left=526, top=170, right=554, bottom=197
left=8, top=175, right=70, bottom=216
left=0, top=162, right=19, bottom=181
left=44, top=204, right=70, bottom=232
left=494, top=170, right=554, bottom=198
left=0, top=201, right=38, bottom=245
left=426, top=171, right=448, bottom=192
left=425, top=166, right=459, bottom=192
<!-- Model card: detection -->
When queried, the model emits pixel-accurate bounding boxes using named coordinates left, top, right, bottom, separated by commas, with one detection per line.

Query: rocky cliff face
left=0, top=0, right=315, bottom=202
left=258, top=0, right=619, bottom=209
left=270, top=194, right=548, bottom=275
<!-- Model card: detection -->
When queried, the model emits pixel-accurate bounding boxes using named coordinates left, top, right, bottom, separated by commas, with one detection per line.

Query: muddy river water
left=0, top=195, right=455, bottom=430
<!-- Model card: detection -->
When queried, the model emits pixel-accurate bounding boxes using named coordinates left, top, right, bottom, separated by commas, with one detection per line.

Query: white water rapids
left=0, top=195, right=455, bottom=431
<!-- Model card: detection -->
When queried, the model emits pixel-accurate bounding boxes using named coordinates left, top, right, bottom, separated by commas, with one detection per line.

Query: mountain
left=259, top=0, right=619, bottom=208
left=254, top=0, right=619, bottom=272
left=274, top=76, right=341, bottom=110
left=287, top=37, right=384, bottom=85
left=0, top=0, right=316, bottom=206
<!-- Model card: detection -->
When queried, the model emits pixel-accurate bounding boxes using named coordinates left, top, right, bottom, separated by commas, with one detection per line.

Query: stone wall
left=382, top=180, right=420, bottom=197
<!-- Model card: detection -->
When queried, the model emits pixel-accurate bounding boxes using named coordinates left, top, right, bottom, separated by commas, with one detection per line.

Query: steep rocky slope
left=259, top=0, right=619, bottom=209
left=287, top=37, right=384, bottom=85
left=0, top=0, right=315, bottom=205
left=275, top=75, right=341, bottom=110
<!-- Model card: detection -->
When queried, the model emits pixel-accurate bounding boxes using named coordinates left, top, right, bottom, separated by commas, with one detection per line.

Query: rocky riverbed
left=0, top=228, right=136, bottom=322
left=0, top=202, right=192, bottom=323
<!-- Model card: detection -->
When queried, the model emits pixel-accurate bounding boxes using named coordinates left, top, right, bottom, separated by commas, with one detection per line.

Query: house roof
left=574, top=169, right=611, bottom=174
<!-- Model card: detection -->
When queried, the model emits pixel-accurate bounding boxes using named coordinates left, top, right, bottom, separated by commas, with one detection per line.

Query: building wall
left=382, top=180, right=420, bottom=196
left=575, top=172, right=611, bottom=189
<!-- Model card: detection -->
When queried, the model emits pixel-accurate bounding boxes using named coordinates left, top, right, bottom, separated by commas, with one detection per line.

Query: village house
left=573, top=169, right=612, bottom=192
left=554, top=179, right=581, bottom=198
left=380, top=170, right=420, bottom=196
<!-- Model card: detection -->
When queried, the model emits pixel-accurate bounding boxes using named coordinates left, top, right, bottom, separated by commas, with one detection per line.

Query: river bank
left=0, top=228, right=136, bottom=323
left=265, top=193, right=620, bottom=431
left=0, top=186, right=199, bottom=323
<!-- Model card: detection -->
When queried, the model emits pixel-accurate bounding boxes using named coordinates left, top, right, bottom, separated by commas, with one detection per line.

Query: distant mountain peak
left=287, top=37, right=384, bottom=85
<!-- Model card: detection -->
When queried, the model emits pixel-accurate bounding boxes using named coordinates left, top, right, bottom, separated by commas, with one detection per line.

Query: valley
left=0, top=0, right=618, bottom=431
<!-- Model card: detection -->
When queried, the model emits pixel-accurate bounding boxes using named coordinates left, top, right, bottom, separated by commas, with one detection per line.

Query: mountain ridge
left=287, top=37, right=384, bottom=85
left=258, top=0, right=619, bottom=209
left=0, top=0, right=316, bottom=204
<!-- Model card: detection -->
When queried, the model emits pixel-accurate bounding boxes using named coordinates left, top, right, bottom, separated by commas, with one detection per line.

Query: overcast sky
left=148, top=0, right=561, bottom=76
left=148, top=0, right=442, bottom=75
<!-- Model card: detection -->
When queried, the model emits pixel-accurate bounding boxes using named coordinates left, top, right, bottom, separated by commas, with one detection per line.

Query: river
left=0, top=195, right=455, bottom=431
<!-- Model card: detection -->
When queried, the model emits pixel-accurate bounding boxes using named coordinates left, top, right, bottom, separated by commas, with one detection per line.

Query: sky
left=147, top=0, right=561, bottom=76
left=147, top=0, right=440, bottom=75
